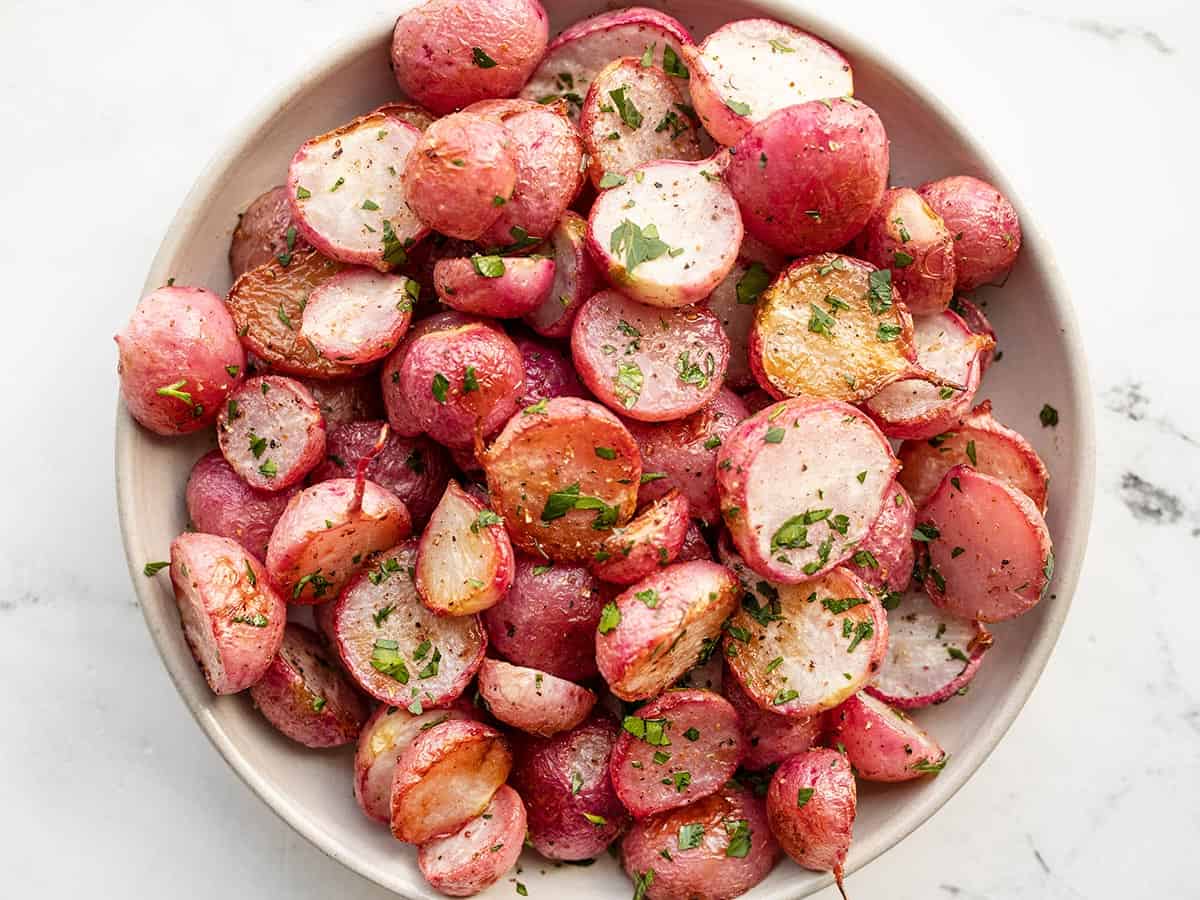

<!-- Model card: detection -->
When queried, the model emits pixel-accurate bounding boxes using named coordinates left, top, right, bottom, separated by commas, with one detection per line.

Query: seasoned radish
left=918, top=175, right=1022, bottom=290
left=864, top=309, right=994, bottom=440
left=571, top=290, right=730, bottom=421
left=844, top=483, right=916, bottom=594
left=250, top=623, right=368, bottom=747
left=588, top=159, right=742, bottom=308
left=868, top=588, right=991, bottom=708
left=390, top=0, right=549, bottom=116
left=216, top=375, right=326, bottom=491
left=115, top=286, right=244, bottom=435
left=371, top=100, right=437, bottom=132
left=704, top=240, right=788, bottom=391
left=402, top=112, right=517, bottom=241
left=380, top=310, right=471, bottom=439
left=513, top=333, right=587, bottom=408
left=591, top=490, right=690, bottom=585
left=417, top=785, right=527, bottom=897
left=677, top=521, right=712, bottom=562
left=185, top=451, right=298, bottom=559
left=433, top=254, right=555, bottom=318
left=917, top=465, right=1053, bottom=622
left=580, top=56, right=702, bottom=189
left=333, top=539, right=487, bottom=708
left=723, top=665, right=821, bottom=770
left=520, top=6, right=694, bottom=121
left=595, top=560, right=740, bottom=701
left=298, top=375, right=384, bottom=425
left=749, top=253, right=936, bottom=405
left=621, top=783, right=779, bottom=900
left=683, top=18, right=853, bottom=147
left=523, top=211, right=598, bottom=338
left=626, top=388, right=750, bottom=525
left=355, top=701, right=478, bottom=824
left=168, top=532, right=285, bottom=695
left=299, top=268, right=416, bottom=363
left=481, top=555, right=606, bottom=680
left=726, top=98, right=888, bottom=256
left=416, top=481, right=515, bottom=616
left=723, top=567, right=887, bottom=718
left=950, top=296, right=998, bottom=373
left=509, top=712, right=629, bottom=860
left=715, top=397, right=899, bottom=583
left=390, top=719, right=513, bottom=844
left=481, top=397, right=641, bottom=562
left=610, top=689, right=743, bottom=817
left=766, top=748, right=855, bottom=888
left=287, top=112, right=426, bottom=270
left=477, top=658, right=597, bottom=736
left=266, top=431, right=413, bottom=602
left=898, top=399, right=1049, bottom=512
left=830, top=692, right=947, bottom=782
left=229, top=185, right=308, bottom=278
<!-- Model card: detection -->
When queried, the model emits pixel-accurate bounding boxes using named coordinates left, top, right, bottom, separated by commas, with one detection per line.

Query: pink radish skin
left=417, top=785, right=527, bottom=897
left=739, top=388, right=774, bottom=415
left=434, top=255, right=556, bottom=318
left=523, top=211, right=598, bottom=338
left=380, top=310, right=475, bottom=439
left=168, top=532, right=286, bottom=695
left=830, top=692, right=947, bottom=782
left=300, top=268, right=416, bottom=364
left=513, top=333, right=588, bottom=408
left=918, top=465, right=1053, bottom=622
left=217, top=375, right=326, bottom=492
left=477, top=658, right=597, bottom=736
left=844, top=483, right=916, bottom=594
left=298, top=375, right=384, bottom=426
left=677, top=520, right=713, bottom=562
left=766, top=748, right=856, bottom=888
left=229, top=185, right=308, bottom=278
left=115, top=286, right=245, bottom=436
left=185, top=451, right=299, bottom=559
left=918, top=175, right=1022, bottom=291
left=950, top=296, right=998, bottom=373
left=591, top=490, right=691, bottom=585
left=610, top=689, right=743, bottom=818
left=249, top=623, right=368, bottom=747
left=723, top=664, right=821, bottom=770
left=703, top=238, right=789, bottom=391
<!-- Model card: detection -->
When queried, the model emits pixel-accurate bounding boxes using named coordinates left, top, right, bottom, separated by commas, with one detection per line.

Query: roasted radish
left=417, top=785, right=527, bottom=897
left=434, top=254, right=555, bottom=319
left=844, top=483, right=916, bottom=594
left=918, top=175, right=1022, bottom=290
left=513, top=332, right=588, bottom=408
left=766, top=748, right=855, bottom=890
left=591, top=490, right=690, bottom=585
left=229, top=184, right=308, bottom=278
left=477, top=658, right=597, bottom=736
left=299, top=267, right=416, bottom=364
left=830, top=692, right=947, bottom=782
left=523, top=211, right=598, bottom=338
left=723, top=664, right=821, bottom=770
left=185, top=451, right=298, bottom=559
left=216, top=375, right=326, bottom=491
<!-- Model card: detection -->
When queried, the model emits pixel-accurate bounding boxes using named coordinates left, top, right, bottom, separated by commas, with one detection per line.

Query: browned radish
left=715, top=397, right=898, bottom=583
left=370, top=100, right=437, bottom=132
left=917, top=175, right=1022, bottom=291
left=844, top=482, right=916, bottom=594
left=595, top=560, right=740, bottom=701
left=918, top=465, right=1053, bottom=622
left=591, top=490, right=690, bottom=585
left=723, top=664, right=821, bottom=771
left=433, top=255, right=555, bottom=318
left=677, top=520, right=713, bottom=562
left=299, top=267, right=416, bottom=364
left=830, top=693, right=947, bottom=784
left=185, top=451, right=299, bottom=560
left=216, top=375, right=326, bottom=491
left=416, top=481, right=515, bottom=616
left=523, top=211, right=598, bottom=338
left=229, top=184, right=309, bottom=278
left=417, top=785, right=527, bottom=896
left=723, top=567, right=887, bottom=718
left=766, top=748, right=855, bottom=891
left=476, top=658, right=597, bottom=736
left=390, top=719, right=512, bottom=844
left=168, top=532, right=285, bottom=695
left=610, top=689, right=743, bottom=817
left=249, top=623, right=368, bottom=747
left=333, top=539, right=486, bottom=709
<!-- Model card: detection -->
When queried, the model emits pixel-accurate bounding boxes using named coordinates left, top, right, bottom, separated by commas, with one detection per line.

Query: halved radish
left=185, top=450, right=299, bottom=559
left=587, top=159, right=742, bottom=308
left=917, top=175, right=1022, bottom=291
left=249, top=623, right=368, bottom=747
left=844, top=482, right=916, bottom=594
left=830, top=692, right=947, bottom=782
left=591, top=490, right=690, bottom=585
left=287, top=112, right=426, bottom=270
left=610, top=689, right=743, bottom=817
left=766, top=748, right=855, bottom=891
left=380, top=310, right=473, bottom=439
left=229, top=184, right=309, bottom=278
left=333, top=538, right=487, bottom=708
left=703, top=237, right=789, bottom=391
left=217, top=375, right=326, bottom=491
left=416, top=481, right=515, bottom=616
left=580, top=56, right=702, bottom=189
left=390, top=719, right=512, bottom=844
left=898, top=399, right=1049, bottom=512
left=522, top=211, right=598, bottom=338
left=683, top=18, right=853, bottom=147
left=299, top=267, right=416, bottom=364
left=370, top=100, right=437, bottom=132
left=168, top=532, right=286, bottom=695
left=571, top=289, right=730, bottom=421
left=417, top=785, right=527, bottom=897
left=433, top=255, right=556, bottom=318
left=864, top=309, right=993, bottom=440
left=950, top=296, right=998, bottom=373
left=595, top=560, right=740, bottom=701
left=918, top=465, right=1053, bottom=622
left=476, top=658, right=597, bottom=736
left=715, top=397, right=899, bottom=583
left=867, top=588, right=991, bottom=709
left=724, top=663, right=821, bottom=770
left=513, top=333, right=588, bottom=408
left=724, top=567, right=887, bottom=718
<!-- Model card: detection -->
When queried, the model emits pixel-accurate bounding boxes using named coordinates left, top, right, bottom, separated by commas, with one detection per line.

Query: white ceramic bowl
left=116, top=2, right=1095, bottom=897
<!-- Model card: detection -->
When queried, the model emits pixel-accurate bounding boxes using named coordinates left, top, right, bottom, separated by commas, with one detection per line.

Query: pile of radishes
left=117, top=3, right=1053, bottom=897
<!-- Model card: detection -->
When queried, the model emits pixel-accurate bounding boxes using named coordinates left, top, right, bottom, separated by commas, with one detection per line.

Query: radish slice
left=433, top=255, right=556, bottom=319
left=844, top=482, right=916, bottom=594
left=766, top=748, right=855, bottom=889
left=522, top=211, right=598, bottom=338
left=300, top=268, right=416, bottom=364
left=417, top=785, right=527, bottom=897
left=950, top=296, right=998, bottom=373
left=591, top=490, right=690, bottom=585
left=704, top=238, right=789, bottom=391
left=217, top=375, right=326, bottom=491
left=287, top=112, right=426, bottom=270
left=370, top=100, right=436, bottom=132
left=724, top=663, right=821, bottom=770
left=587, top=159, right=742, bottom=308
left=830, top=692, right=947, bottom=782
left=476, top=658, right=597, bottom=736
left=868, top=588, right=991, bottom=708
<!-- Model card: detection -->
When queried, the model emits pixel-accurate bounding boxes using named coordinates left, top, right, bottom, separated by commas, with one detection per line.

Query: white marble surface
left=1, top=0, right=1197, bottom=896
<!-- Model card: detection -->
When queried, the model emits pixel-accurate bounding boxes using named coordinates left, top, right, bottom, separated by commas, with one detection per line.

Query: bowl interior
left=116, top=1, right=1094, bottom=897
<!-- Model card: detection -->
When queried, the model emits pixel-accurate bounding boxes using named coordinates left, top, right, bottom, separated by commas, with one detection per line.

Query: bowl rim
left=115, top=5, right=1096, bottom=896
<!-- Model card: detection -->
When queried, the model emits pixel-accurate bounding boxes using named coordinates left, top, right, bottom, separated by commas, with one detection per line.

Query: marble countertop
left=1, top=0, right=1196, bottom=896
